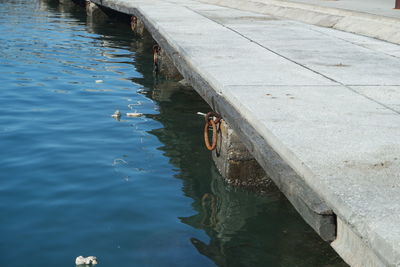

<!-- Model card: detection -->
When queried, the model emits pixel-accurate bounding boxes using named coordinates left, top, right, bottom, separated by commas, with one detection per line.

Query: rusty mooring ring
left=204, top=119, right=217, bottom=151
left=204, top=111, right=221, bottom=124
left=203, top=112, right=222, bottom=151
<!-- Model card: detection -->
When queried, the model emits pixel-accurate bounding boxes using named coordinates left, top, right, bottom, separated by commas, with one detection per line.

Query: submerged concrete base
left=131, top=16, right=146, bottom=36
left=212, top=120, right=272, bottom=192
left=86, top=1, right=109, bottom=21
left=154, top=46, right=183, bottom=80
left=59, top=0, right=75, bottom=6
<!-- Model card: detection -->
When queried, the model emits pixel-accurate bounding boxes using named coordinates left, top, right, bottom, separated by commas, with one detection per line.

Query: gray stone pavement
left=199, top=0, right=400, bottom=44
left=90, top=0, right=400, bottom=265
left=283, top=0, right=400, bottom=19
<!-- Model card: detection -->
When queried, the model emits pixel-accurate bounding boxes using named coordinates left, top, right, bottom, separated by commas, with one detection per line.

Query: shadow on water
left=37, top=1, right=346, bottom=266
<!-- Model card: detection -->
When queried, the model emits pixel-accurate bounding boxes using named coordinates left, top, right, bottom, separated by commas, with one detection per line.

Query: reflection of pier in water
left=38, top=2, right=345, bottom=265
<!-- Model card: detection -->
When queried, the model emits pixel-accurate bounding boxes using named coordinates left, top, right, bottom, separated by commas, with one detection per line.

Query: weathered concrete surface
left=79, top=0, right=400, bottom=265
left=212, top=120, right=272, bottom=191
left=154, top=46, right=183, bottom=80
left=199, top=0, right=400, bottom=45
left=86, top=1, right=109, bottom=21
left=59, top=0, right=76, bottom=5
left=273, top=0, right=400, bottom=19
left=332, top=217, right=387, bottom=267
left=130, top=15, right=146, bottom=35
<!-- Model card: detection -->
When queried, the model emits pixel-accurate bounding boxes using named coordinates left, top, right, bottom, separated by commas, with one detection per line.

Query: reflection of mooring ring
left=204, top=119, right=217, bottom=151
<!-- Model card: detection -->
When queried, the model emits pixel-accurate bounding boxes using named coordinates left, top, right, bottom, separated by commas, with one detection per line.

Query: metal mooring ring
left=204, top=111, right=222, bottom=124
left=203, top=112, right=222, bottom=151
left=204, top=119, right=218, bottom=151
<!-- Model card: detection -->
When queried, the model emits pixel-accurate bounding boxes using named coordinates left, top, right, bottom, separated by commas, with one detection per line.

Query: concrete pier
left=86, top=1, right=109, bottom=21
left=153, top=45, right=183, bottom=80
left=212, top=120, right=272, bottom=191
left=66, top=0, right=400, bottom=265
left=59, top=0, right=76, bottom=6
left=130, top=15, right=146, bottom=35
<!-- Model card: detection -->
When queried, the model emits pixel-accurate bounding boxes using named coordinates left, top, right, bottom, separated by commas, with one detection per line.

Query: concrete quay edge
left=93, top=0, right=337, bottom=240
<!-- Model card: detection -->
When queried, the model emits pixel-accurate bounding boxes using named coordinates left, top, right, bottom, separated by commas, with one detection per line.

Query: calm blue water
left=0, top=1, right=346, bottom=266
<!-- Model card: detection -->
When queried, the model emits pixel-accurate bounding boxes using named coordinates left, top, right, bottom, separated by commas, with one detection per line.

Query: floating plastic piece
left=95, top=80, right=103, bottom=83
left=111, top=110, right=121, bottom=119
left=126, top=112, right=143, bottom=117
left=75, top=256, right=98, bottom=266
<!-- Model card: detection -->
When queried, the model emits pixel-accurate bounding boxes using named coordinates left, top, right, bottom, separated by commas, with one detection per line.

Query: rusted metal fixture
left=153, top=44, right=161, bottom=73
left=203, top=112, right=222, bottom=151
left=130, top=16, right=137, bottom=31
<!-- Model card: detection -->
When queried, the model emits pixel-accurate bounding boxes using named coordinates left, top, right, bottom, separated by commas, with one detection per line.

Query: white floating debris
left=113, top=158, right=128, bottom=165
left=95, top=80, right=103, bottom=83
left=75, top=256, right=98, bottom=266
left=111, top=110, right=121, bottom=119
left=126, top=112, right=143, bottom=117
left=128, top=101, right=142, bottom=109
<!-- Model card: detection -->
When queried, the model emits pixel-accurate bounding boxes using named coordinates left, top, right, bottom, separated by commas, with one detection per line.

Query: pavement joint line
left=344, top=86, right=400, bottom=116
left=349, top=85, right=400, bottom=86
left=305, top=26, right=400, bottom=60
left=188, top=5, right=400, bottom=116
left=187, top=5, right=342, bottom=85
left=174, top=1, right=400, bottom=117
left=199, top=0, right=400, bottom=44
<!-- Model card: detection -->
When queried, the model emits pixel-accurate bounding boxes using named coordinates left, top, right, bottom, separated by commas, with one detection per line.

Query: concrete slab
left=351, top=86, right=400, bottom=113
left=133, top=4, right=336, bottom=87
left=195, top=9, right=400, bottom=86
left=299, top=25, right=400, bottom=59
left=287, top=0, right=400, bottom=19
left=332, top=217, right=387, bottom=267
left=223, top=84, right=400, bottom=265
left=199, top=0, right=400, bottom=44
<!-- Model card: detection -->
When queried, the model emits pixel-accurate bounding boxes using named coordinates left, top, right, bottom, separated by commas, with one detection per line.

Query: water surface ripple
left=0, top=1, right=346, bottom=266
